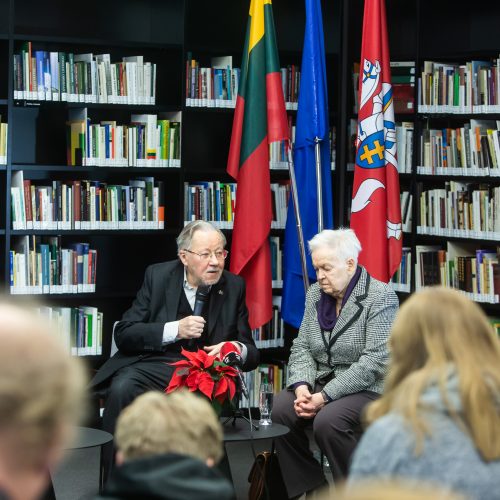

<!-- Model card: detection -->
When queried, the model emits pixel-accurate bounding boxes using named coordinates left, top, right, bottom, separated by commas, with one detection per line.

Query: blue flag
left=281, top=0, right=334, bottom=329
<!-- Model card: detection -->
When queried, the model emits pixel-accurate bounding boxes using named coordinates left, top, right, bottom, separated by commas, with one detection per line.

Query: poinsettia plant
left=165, top=348, right=238, bottom=412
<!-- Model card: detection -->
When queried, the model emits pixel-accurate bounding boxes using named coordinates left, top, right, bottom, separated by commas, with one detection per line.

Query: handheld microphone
left=193, top=285, right=210, bottom=316
left=188, top=285, right=211, bottom=348
left=221, top=344, right=249, bottom=399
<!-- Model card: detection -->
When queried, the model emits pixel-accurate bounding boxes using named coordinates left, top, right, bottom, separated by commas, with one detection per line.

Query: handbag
left=248, top=451, right=288, bottom=500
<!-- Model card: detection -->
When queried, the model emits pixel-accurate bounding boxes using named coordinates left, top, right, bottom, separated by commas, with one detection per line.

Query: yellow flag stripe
left=248, top=0, right=272, bottom=54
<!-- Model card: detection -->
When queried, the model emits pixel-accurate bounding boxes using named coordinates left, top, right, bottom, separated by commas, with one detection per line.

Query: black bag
left=248, top=451, right=288, bottom=500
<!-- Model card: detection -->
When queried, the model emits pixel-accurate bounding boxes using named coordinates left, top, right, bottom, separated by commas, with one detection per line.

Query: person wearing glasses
left=90, top=220, right=259, bottom=476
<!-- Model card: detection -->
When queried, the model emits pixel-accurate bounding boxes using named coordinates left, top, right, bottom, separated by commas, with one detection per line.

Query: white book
left=11, top=171, right=27, bottom=230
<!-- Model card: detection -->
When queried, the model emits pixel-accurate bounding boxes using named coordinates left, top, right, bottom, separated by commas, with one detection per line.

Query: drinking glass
left=258, top=382, right=274, bottom=426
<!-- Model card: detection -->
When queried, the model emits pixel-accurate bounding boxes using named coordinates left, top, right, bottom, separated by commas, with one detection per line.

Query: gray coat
left=287, top=266, right=399, bottom=400
left=349, top=371, right=500, bottom=500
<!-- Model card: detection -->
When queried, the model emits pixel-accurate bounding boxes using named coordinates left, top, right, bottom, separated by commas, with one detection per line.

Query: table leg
left=99, top=445, right=105, bottom=493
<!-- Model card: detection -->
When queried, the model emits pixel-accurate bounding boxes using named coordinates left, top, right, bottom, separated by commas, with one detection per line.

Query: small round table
left=222, top=418, right=289, bottom=442
left=67, top=426, right=113, bottom=492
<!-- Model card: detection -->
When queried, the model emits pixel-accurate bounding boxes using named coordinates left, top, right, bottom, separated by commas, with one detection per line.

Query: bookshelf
left=341, top=0, right=500, bottom=315
left=2, top=0, right=185, bottom=362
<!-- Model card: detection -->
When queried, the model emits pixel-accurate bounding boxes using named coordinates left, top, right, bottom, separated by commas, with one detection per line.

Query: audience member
left=0, top=303, right=86, bottom=500
left=349, top=287, right=500, bottom=500
left=273, top=229, right=399, bottom=498
left=318, top=480, right=464, bottom=500
left=96, top=390, right=234, bottom=499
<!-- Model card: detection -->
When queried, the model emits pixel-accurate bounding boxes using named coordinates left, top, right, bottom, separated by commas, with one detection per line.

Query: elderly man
left=273, top=229, right=399, bottom=499
left=0, top=303, right=85, bottom=500
left=90, top=220, right=259, bottom=472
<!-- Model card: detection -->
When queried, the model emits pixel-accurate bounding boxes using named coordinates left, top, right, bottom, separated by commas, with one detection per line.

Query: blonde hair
left=0, top=303, right=86, bottom=470
left=320, top=480, right=465, bottom=500
left=365, top=287, right=500, bottom=461
left=115, top=390, right=224, bottom=463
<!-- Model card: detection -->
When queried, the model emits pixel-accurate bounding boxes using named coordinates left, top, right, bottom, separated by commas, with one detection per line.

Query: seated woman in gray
left=349, top=287, right=500, bottom=500
left=273, top=228, right=399, bottom=499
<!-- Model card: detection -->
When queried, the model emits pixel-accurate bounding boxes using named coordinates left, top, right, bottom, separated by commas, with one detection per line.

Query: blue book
left=35, top=51, right=46, bottom=98
left=9, top=251, right=14, bottom=287
left=39, top=244, right=50, bottom=290
left=70, top=242, right=84, bottom=286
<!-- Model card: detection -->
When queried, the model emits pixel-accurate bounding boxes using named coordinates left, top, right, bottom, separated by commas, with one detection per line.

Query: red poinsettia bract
left=165, top=348, right=238, bottom=403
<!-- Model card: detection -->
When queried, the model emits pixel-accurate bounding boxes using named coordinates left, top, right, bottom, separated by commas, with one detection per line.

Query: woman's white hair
left=308, top=228, right=362, bottom=263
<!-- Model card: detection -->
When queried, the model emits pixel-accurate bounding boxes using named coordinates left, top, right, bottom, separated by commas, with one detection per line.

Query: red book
left=23, top=179, right=32, bottom=223
left=393, top=83, right=415, bottom=114
left=493, top=263, right=500, bottom=296
left=73, top=180, right=81, bottom=225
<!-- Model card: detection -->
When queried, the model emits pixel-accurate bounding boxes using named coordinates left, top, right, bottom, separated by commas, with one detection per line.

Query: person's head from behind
left=177, top=220, right=228, bottom=287
left=0, top=303, right=86, bottom=500
left=115, top=390, right=224, bottom=467
left=320, top=480, right=465, bottom=500
left=308, top=228, right=361, bottom=300
left=366, top=287, right=500, bottom=461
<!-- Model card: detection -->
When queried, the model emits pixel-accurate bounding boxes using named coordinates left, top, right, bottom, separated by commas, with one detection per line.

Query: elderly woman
left=273, top=229, right=399, bottom=498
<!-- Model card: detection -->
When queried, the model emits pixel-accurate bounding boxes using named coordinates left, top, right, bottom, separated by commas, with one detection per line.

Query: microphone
left=188, top=285, right=211, bottom=348
left=221, top=343, right=249, bottom=399
left=193, top=285, right=210, bottom=316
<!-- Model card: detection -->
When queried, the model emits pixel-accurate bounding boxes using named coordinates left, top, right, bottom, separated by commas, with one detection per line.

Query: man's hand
left=204, top=341, right=241, bottom=357
left=294, top=386, right=325, bottom=419
left=177, top=316, right=206, bottom=339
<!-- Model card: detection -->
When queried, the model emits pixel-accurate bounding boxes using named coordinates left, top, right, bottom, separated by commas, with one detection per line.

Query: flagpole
left=287, top=143, right=310, bottom=294
left=314, top=136, right=324, bottom=232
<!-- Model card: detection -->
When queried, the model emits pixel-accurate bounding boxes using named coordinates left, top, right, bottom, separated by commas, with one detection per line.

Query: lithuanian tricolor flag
left=227, top=0, right=288, bottom=329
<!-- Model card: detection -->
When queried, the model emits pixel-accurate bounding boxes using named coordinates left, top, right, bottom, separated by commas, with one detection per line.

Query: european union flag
left=281, top=0, right=334, bottom=329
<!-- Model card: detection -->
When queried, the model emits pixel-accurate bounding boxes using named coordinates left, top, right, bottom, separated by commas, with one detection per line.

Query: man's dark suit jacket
left=90, top=260, right=260, bottom=388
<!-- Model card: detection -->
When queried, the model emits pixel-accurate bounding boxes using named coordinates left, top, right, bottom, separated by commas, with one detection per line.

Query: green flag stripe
left=239, top=36, right=267, bottom=167
left=264, top=4, right=280, bottom=74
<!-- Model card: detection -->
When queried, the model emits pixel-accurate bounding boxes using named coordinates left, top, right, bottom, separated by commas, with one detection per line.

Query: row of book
left=252, top=300, right=285, bottom=349
left=415, top=242, right=500, bottom=303
left=280, top=64, right=301, bottom=107
left=184, top=181, right=290, bottom=229
left=185, top=55, right=300, bottom=110
left=36, top=306, right=103, bottom=356
left=419, top=57, right=500, bottom=113
left=0, top=117, right=7, bottom=165
left=13, top=43, right=157, bottom=104
left=390, top=247, right=412, bottom=293
left=419, top=120, right=500, bottom=174
left=10, top=235, right=97, bottom=294
left=269, top=121, right=337, bottom=171
left=11, top=172, right=165, bottom=230
left=185, top=55, right=240, bottom=108
left=417, top=182, right=500, bottom=239
left=241, top=363, right=287, bottom=409
left=67, top=109, right=181, bottom=167
left=395, top=122, right=414, bottom=173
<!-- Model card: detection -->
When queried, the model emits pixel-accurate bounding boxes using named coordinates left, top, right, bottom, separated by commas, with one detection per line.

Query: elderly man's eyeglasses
left=184, top=249, right=229, bottom=261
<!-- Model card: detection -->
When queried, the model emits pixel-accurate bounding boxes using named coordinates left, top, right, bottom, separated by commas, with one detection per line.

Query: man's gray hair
left=176, top=220, right=226, bottom=253
left=308, top=228, right=362, bottom=263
